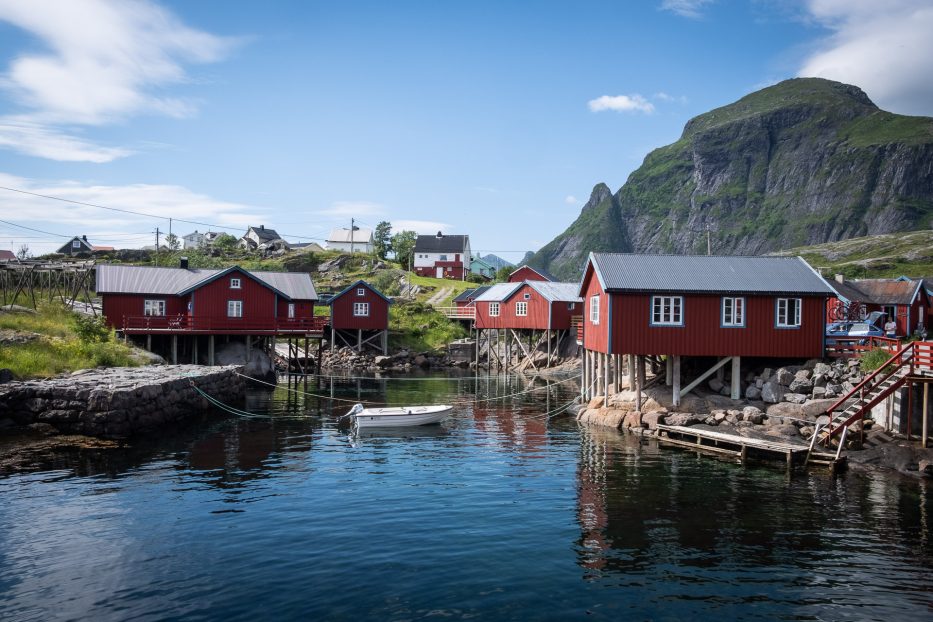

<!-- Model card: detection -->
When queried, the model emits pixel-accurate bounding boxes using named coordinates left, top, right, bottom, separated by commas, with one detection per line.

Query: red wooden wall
left=102, top=294, right=187, bottom=328
left=580, top=269, right=610, bottom=353
left=508, top=266, right=549, bottom=282
left=191, top=270, right=276, bottom=321
left=330, top=283, right=389, bottom=330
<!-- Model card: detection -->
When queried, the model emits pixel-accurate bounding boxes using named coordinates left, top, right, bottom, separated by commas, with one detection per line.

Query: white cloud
left=313, top=201, right=387, bottom=219
left=588, top=94, right=655, bottom=114
left=653, top=92, right=688, bottom=104
left=0, top=0, right=237, bottom=161
left=0, top=117, right=131, bottom=162
left=564, top=195, right=580, bottom=205
left=391, top=220, right=452, bottom=235
left=660, top=0, right=714, bottom=19
left=798, top=0, right=933, bottom=115
left=0, top=173, right=267, bottom=253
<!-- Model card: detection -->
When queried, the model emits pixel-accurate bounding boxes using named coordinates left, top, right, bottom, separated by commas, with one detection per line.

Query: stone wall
left=0, top=365, right=244, bottom=439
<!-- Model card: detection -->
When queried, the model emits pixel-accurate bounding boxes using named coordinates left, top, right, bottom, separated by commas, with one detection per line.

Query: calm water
left=1, top=372, right=930, bottom=621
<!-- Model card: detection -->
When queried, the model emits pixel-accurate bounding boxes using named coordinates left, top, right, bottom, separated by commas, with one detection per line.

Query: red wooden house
left=579, top=253, right=834, bottom=405
left=327, top=279, right=391, bottom=354
left=827, top=275, right=928, bottom=337
left=97, top=262, right=320, bottom=363
left=507, top=264, right=554, bottom=283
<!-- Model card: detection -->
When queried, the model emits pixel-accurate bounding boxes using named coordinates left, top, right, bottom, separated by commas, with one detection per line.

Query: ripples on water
left=0, top=372, right=930, bottom=621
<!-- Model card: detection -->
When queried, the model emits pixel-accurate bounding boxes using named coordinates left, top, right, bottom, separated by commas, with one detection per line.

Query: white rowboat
left=345, top=403, right=452, bottom=428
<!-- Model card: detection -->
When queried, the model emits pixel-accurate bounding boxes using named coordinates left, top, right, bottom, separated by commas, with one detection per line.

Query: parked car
left=826, top=312, right=885, bottom=345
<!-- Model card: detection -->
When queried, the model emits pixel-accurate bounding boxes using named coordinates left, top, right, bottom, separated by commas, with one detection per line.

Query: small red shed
left=475, top=281, right=581, bottom=331
left=507, top=265, right=554, bottom=283
left=327, top=279, right=391, bottom=354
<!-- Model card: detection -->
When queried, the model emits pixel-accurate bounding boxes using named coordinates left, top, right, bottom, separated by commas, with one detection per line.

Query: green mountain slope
left=531, top=78, right=933, bottom=280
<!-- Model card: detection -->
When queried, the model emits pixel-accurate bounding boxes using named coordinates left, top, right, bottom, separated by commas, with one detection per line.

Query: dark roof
left=828, top=279, right=868, bottom=303
left=414, top=233, right=469, bottom=253
left=57, top=236, right=93, bottom=254
left=328, top=279, right=392, bottom=305
left=509, top=264, right=557, bottom=281
left=835, top=278, right=922, bottom=305
left=247, top=226, right=281, bottom=241
left=453, top=286, right=491, bottom=303
left=0, top=250, right=15, bottom=261
left=96, top=264, right=317, bottom=300
left=586, top=253, right=834, bottom=295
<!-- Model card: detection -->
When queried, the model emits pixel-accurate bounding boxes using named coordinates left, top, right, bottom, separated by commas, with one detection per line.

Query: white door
left=436, top=266, right=444, bottom=278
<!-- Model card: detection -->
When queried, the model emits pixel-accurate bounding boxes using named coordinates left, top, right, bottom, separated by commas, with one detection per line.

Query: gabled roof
left=519, top=281, right=583, bottom=303
left=470, top=256, right=495, bottom=269
left=453, top=286, right=492, bottom=303
left=585, top=253, right=834, bottom=296
left=57, top=236, right=93, bottom=253
left=835, top=278, right=923, bottom=305
left=474, top=282, right=523, bottom=302
left=245, top=226, right=281, bottom=241
left=509, top=264, right=556, bottom=282
left=96, top=264, right=317, bottom=300
left=828, top=279, right=868, bottom=303
left=327, top=228, right=373, bottom=243
left=414, top=233, right=469, bottom=253
left=328, top=279, right=392, bottom=304
left=0, top=250, right=16, bottom=261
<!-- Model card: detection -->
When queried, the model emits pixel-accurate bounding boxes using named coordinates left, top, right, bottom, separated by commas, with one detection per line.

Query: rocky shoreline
left=0, top=365, right=245, bottom=439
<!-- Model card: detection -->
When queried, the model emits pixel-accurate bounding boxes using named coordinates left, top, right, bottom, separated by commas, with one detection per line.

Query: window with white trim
left=227, top=300, right=243, bottom=317
left=722, top=297, right=745, bottom=327
left=489, top=302, right=500, bottom=317
left=589, top=295, right=599, bottom=324
left=523, top=293, right=531, bottom=300
left=440, top=254, right=448, bottom=261
left=776, top=298, right=801, bottom=327
left=357, top=287, right=365, bottom=296
left=144, top=299, right=166, bottom=316
left=72, top=240, right=81, bottom=249
left=516, top=301, right=528, bottom=316
left=568, top=302, right=575, bottom=310
left=230, top=278, right=241, bottom=289
left=353, top=302, right=369, bottom=317
left=287, top=303, right=295, bottom=319
left=651, top=296, right=683, bottom=326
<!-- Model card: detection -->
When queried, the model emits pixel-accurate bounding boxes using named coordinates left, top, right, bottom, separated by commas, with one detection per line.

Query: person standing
left=884, top=315, right=897, bottom=338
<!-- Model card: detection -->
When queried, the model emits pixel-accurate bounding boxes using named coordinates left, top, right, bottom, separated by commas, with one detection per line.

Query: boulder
left=413, top=354, right=430, bottom=368
left=708, top=378, right=724, bottom=393
left=774, top=368, right=795, bottom=386
left=794, top=369, right=812, bottom=381
left=766, top=402, right=806, bottom=420
left=788, top=378, right=813, bottom=393
left=374, top=356, right=392, bottom=368
left=622, top=412, right=644, bottom=429
left=641, top=412, right=666, bottom=430
left=588, top=396, right=606, bottom=409
left=742, top=406, right=765, bottom=424
left=784, top=393, right=808, bottom=404
left=761, top=381, right=784, bottom=404
left=813, top=362, right=832, bottom=376
left=801, top=398, right=838, bottom=419
left=745, top=385, right=762, bottom=400
left=766, top=424, right=800, bottom=438
left=665, top=412, right=703, bottom=427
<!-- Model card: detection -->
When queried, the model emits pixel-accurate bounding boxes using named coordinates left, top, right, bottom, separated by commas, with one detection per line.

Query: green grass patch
left=389, top=301, right=468, bottom=352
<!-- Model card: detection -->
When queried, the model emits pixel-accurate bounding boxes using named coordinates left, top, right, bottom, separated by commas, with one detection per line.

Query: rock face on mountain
left=531, top=78, right=933, bottom=280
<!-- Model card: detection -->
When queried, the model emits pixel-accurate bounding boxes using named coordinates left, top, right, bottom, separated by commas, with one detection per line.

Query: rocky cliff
left=531, top=78, right=933, bottom=280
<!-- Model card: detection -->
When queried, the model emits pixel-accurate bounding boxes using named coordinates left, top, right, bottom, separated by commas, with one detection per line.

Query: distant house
left=239, top=225, right=288, bottom=251
left=474, top=281, right=582, bottom=332
left=470, top=255, right=496, bottom=280
left=292, top=242, right=326, bottom=253
left=508, top=264, right=555, bottom=283
left=828, top=275, right=929, bottom=337
left=0, top=250, right=15, bottom=261
left=413, top=232, right=471, bottom=279
left=326, top=228, right=373, bottom=254
left=57, top=235, right=113, bottom=255
left=182, top=230, right=224, bottom=249
left=453, top=285, right=491, bottom=309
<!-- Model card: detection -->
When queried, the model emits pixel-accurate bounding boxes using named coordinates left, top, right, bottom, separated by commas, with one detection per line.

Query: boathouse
left=827, top=275, right=928, bottom=337
left=579, top=253, right=835, bottom=406
left=327, top=279, right=391, bottom=354
left=507, top=264, right=554, bottom=283
left=97, top=262, right=322, bottom=364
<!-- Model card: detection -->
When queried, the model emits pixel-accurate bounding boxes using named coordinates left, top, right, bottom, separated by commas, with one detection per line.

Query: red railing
left=571, top=315, right=583, bottom=343
left=122, top=314, right=330, bottom=335
left=825, top=335, right=900, bottom=359
left=437, top=306, right=476, bottom=320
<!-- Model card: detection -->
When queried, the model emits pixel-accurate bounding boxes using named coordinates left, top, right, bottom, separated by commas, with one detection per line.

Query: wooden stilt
left=171, top=334, right=178, bottom=364
left=628, top=354, right=635, bottom=392
left=666, top=357, right=673, bottom=386
left=731, top=356, right=741, bottom=400
left=673, top=355, right=681, bottom=407
left=636, top=355, right=645, bottom=412
left=209, top=335, right=215, bottom=366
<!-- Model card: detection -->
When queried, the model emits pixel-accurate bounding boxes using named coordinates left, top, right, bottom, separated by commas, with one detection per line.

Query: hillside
left=771, top=230, right=933, bottom=279
left=530, top=78, right=933, bottom=280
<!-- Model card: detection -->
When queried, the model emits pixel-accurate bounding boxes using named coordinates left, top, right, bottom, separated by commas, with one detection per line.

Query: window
left=651, top=296, right=683, bottom=326
left=882, top=305, right=897, bottom=324
left=227, top=300, right=243, bottom=318
left=357, top=287, right=365, bottom=296
left=72, top=239, right=81, bottom=249
left=287, top=303, right=295, bottom=319
left=776, top=298, right=801, bottom=328
left=516, top=301, right=528, bottom=316
left=523, top=293, right=531, bottom=300
left=439, top=254, right=448, bottom=261
left=589, top=295, right=599, bottom=324
left=568, top=302, right=576, bottom=310
left=722, top=297, right=745, bottom=327
left=230, top=278, right=241, bottom=289
left=144, top=299, right=166, bottom=316
left=489, top=302, right=500, bottom=317
left=353, top=302, right=369, bottom=317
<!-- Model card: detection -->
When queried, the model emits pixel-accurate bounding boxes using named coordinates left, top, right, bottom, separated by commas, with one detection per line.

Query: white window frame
left=144, top=299, right=166, bottom=316
left=72, top=239, right=81, bottom=249
left=776, top=298, right=801, bottom=328
left=287, top=303, right=295, bottom=319
left=353, top=302, right=369, bottom=317
left=722, top=296, right=745, bottom=327
left=227, top=300, right=243, bottom=318
left=357, top=287, right=365, bottom=296
left=489, top=302, right=500, bottom=317
left=516, top=301, right=528, bottom=317
left=230, top=277, right=241, bottom=289
left=568, top=302, right=575, bottom=310
left=523, top=293, right=531, bottom=300
left=589, top=295, right=599, bottom=325
left=651, top=296, right=683, bottom=326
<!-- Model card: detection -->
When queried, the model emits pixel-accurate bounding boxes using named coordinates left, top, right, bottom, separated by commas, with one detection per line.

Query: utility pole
left=408, top=253, right=412, bottom=299
left=350, top=218, right=355, bottom=255
left=169, top=218, right=172, bottom=244
left=706, top=224, right=711, bottom=256
left=155, top=227, right=160, bottom=256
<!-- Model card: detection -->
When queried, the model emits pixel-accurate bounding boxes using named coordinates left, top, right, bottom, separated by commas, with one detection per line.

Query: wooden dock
left=656, top=424, right=843, bottom=471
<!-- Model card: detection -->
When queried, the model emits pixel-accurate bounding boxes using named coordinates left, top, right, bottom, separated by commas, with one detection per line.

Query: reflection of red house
left=827, top=275, right=928, bottom=337
left=507, top=264, right=554, bottom=283
left=327, top=279, right=391, bottom=354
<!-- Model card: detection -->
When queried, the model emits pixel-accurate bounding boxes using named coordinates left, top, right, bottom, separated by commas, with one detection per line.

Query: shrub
left=73, top=314, right=111, bottom=343
left=859, top=347, right=893, bottom=373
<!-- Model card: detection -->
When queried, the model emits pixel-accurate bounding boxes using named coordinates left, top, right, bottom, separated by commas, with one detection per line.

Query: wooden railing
left=437, top=306, right=476, bottom=320
left=122, top=314, right=330, bottom=334
left=571, top=315, right=583, bottom=343
left=825, top=335, right=900, bottom=359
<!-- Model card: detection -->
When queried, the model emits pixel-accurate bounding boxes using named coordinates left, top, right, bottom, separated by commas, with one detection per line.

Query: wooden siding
left=330, top=283, right=389, bottom=330
left=102, top=294, right=187, bottom=328
left=610, top=293, right=826, bottom=358
left=276, top=298, right=315, bottom=321
left=580, top=266, right=610, bottom=353
left=472, top=283, right=579, bottom=330
left=191, top=269, right=277, bottom=321
left=508, top=266, right=549, bottom=282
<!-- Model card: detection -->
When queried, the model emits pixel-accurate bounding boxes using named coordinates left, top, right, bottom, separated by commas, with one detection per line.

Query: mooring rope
left=284, top=370, right=577, bottom=383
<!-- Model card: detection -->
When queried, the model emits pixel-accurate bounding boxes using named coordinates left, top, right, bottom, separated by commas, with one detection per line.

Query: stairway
left=817, top=364, right=911, bottom=446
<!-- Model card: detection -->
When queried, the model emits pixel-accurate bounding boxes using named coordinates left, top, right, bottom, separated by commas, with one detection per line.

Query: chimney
left=82, top=235, right=87, bottom=241
left=436, top=231, right=443, bottom=238
left=260, top=224, right=264, bottom=231
left=834, top=274, right=844, bottom=283
left=180, top=256, right=189, bottom=270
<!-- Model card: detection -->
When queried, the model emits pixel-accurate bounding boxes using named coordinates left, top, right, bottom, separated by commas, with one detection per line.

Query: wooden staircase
left=816, top=341, right=933, bottom=447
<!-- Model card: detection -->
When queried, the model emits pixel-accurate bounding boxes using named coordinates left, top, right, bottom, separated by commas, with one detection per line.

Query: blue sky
left=0, top=0, right=931, bottom=259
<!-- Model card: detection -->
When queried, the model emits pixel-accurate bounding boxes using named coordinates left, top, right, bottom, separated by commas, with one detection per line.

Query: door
left=436, top=266, right=444, bottom=278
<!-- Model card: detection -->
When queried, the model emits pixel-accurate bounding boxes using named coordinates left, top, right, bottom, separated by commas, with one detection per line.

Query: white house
left=326, top=227, right=373, bottom=254
left=239, top=225, right=288, bottom=251
left=413, top=232, right=471, bottom=279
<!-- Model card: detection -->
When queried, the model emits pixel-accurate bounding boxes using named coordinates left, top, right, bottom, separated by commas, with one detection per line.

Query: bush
left=73, top=314, right=111, bottom=343
left=860, top=347, right=893, bottom=373
left=369, top=270, right=403, bottom=296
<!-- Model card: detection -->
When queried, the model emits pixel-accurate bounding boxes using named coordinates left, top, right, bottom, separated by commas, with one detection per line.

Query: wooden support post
left=907, top=380, right=913, bottom=441
left=357, top=329, right=362, bottom=352
left=635, top=355, right=645, bottom=412
left=171, top=334, right=178, bottom=364
left=192, top=336, right=198, bottom=364
left=209, top=335, right=215, bottom=366
left=146, top=334, right=151, bottom=352
left=672, top=355, right=681, bottom=407
left=923, top=382, right=929, bottom=449
left=627, top=354, right=635, bottom=392
left=666, top=357, right=673, bottom=387
left=581, top=348, right=587, bottom=399
left=547, top=330, right=552, bottom=367
left=740, top=445, right=747, bottom=465
left=731, top=356, right=741, bottom=400
left=330, top=327, right=335, bottom=353
left=604, top=352, right=610, bottom=397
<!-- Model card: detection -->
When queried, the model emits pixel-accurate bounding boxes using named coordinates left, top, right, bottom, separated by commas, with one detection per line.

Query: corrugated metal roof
left=828, top=279, right=868, bottom=302
left=453, top=286, right=492, bottom=302
left=524, top=281, right=582, bottom=303
left=474, top=282, right=523, bottom=302
left=589, top=254, right=834, bottom=295
left=96, top=264, right=317, bottom=300
left=844, top=279, right=919, bottom=305
left=327, top=228, right=373, bottom=243
left=414, top=233, right=469, bottom=253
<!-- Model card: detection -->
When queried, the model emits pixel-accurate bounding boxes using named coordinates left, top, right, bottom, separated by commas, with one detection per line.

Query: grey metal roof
left=453, top=286, right=492, bottom=303
left=414, top=233, right=469, bottom=253
left=96, top=264, right=317, bottom=300
left=327, top=228, right=373, bottom=243
left=588, top=253, right=834, bottom=295
left=474, top=282, right=523, bottom=302
left=523, top=281, right=583, bottom=303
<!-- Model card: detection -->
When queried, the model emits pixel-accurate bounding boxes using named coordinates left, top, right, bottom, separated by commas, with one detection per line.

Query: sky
left=0, top=0, right=931, bottom=260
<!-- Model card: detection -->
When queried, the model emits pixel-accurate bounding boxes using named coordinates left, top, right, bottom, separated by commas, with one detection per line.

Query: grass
left=389, top=301, right=468, bottom=352
left=0, top=303, right=139, bottom=379
left=774, top=230, right=933, bottom=279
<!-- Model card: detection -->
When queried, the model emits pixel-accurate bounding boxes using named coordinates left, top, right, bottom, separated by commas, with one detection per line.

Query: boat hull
left=353, top=405, right=452, bottom=428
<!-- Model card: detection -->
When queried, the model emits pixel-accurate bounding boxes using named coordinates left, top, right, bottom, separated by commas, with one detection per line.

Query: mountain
left=530, top=78, right=933, bottom=280
left=479, top=253, right=514, bottom=270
